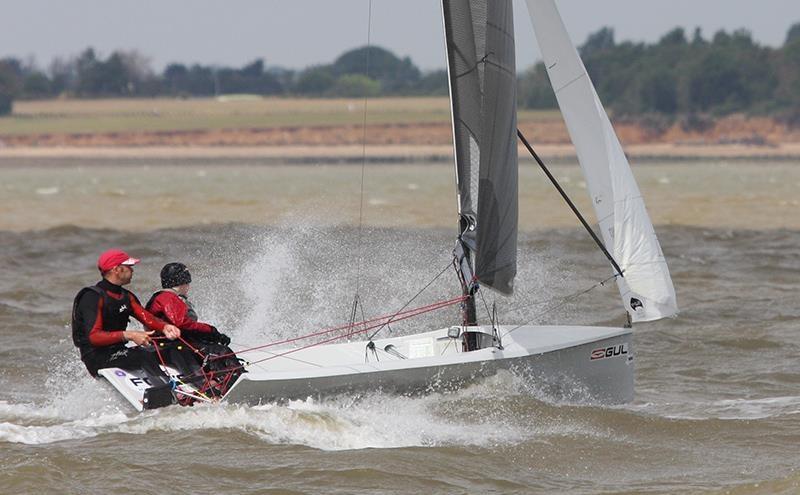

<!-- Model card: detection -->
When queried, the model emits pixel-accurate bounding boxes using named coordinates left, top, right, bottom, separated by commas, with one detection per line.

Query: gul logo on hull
left=590, top=343, right=629, bottom=361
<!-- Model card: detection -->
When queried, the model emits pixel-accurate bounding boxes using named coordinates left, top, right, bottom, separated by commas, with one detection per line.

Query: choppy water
left=1, top=159, right=799, bottom=494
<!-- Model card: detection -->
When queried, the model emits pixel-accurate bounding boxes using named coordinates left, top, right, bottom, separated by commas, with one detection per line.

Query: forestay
left=524, top=0, right=677, bottom=321
left=442, top=0, right=519, bottom=294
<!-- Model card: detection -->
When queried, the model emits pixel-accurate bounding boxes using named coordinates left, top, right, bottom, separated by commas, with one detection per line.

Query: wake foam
left=0, top=369, right=602, bottom=450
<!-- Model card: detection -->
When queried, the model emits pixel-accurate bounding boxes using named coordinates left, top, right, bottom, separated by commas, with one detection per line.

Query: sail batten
left=443, top=0, right=519, bottom=295
left=525, top=0, right=678, bottom=321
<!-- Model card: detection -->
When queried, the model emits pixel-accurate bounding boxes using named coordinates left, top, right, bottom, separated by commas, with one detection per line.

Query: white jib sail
left=524, top=0, right=677, bottom=322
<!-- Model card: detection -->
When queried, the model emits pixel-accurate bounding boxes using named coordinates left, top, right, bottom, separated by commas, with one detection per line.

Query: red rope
left=213, top=295, right=467, bottom=361
left=152, top=338, right=168, bottom=367
left=244, top=295, right=467, bottom=367
left=176, top=336, right=205, bottom=358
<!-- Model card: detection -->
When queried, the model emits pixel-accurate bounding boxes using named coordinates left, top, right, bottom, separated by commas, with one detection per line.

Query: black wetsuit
left=72, top=279, right=168, bottom=381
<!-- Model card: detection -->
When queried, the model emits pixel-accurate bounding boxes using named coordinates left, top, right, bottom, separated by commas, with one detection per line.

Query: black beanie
left=160, top=262, right=192, bottom=288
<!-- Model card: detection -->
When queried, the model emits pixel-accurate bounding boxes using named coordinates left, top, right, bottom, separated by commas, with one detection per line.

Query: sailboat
left=218, top=0, right=677, bottom=406
left=101, top=0, right=677, bottom=410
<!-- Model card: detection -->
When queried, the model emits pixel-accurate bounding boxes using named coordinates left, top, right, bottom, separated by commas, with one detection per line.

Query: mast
left=440, top=0, right=478, bottom=325
left=442, top=0, right=519, bottom=326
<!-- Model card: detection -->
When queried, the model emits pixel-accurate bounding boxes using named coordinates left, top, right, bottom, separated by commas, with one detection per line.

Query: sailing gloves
left=214, top=332, right=231, bottom=346
left=209, top=327, right=231, bottom=346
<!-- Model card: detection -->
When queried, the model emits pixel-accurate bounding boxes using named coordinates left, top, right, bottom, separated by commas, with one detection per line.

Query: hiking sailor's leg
left=159, top=342, right=202, bottom=377
left=104, top=347, right=170, bottom=386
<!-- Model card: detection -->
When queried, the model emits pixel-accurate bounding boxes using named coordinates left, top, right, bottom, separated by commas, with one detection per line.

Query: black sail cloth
left=443, top=0, right=518, bottom=294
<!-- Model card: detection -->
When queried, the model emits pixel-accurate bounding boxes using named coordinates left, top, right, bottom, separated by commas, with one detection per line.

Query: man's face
left=114, top=264, right=134, bottom=285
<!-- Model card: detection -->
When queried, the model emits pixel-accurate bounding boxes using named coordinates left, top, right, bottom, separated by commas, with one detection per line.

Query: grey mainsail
left=442, top=0, right=518, bottom=294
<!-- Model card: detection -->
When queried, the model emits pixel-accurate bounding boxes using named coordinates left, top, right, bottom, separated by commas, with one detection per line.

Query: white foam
left=0, top=366, right=557, bottom=450
left=706, top=396, right=800, bottom=420
left=234, top=235, right=295, bottom=344
left=0, top=401, right=64, bottom=423
left=35, top=186, right=60, bottom=195
left=630, top=395, right=800, bottom=420
left=0, top=411, right=130, bottom=445
left=195, top=223, right=346, bottom=347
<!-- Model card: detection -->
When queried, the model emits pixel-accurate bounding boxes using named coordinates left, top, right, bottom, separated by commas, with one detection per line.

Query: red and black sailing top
left=146, top=290, right=215, bottom=336
left=71, top=279, right=168, bottom=358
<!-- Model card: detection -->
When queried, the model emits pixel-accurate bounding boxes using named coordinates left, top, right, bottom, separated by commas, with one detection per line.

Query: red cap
left=97, top=249, right=140, bottom=272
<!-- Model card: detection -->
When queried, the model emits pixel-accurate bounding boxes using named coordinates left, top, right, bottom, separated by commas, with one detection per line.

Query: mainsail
left=442, top=0, right=519, bottom=294
left=524, top=0, right=678, bottom=321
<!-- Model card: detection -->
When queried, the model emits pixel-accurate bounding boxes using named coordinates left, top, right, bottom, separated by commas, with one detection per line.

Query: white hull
left=223, top=325, right=634, bottom=405
left=99, top=365, right=203, bottom=411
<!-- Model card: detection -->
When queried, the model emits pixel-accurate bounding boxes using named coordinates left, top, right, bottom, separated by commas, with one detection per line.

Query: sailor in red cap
left=71, top=249, right=182, bottom=378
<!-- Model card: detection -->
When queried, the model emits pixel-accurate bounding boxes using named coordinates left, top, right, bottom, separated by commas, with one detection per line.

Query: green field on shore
left=0, top=97, right=560, bottom=135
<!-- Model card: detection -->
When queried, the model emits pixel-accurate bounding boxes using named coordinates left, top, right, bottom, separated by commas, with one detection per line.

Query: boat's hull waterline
left=223, top=325, right=634, bottom=405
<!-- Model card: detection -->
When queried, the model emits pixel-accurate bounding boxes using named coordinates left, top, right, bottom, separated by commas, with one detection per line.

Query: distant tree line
left=0, top=45, right=447, bottom=115
left=1, top=23, right=799, bottom=123
left=519, top=23, right=800, bottom=126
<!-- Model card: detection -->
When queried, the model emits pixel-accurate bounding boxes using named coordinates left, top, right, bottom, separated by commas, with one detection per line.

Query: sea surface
left=1, top=158, right=799, bottom=494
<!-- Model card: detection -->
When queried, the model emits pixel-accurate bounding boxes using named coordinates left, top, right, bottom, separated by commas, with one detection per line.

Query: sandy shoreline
left=3, top=100, right=799, bottom=162
left=2, top=142, right=800, bottom=163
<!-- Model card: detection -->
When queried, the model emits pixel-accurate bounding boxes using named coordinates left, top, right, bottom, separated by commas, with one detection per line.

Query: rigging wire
left=351, top=0, right=374, bottom=305
left=366, top=258, right=455, bottom=341
left=498, top=273, right=620, bottom=340
left=343, top=0, right=374, bottom=341
left=478, top=288, right=493, bottom=323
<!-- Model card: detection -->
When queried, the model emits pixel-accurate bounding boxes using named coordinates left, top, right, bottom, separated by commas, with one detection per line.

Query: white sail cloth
left=524, top=0, right=677, bottom=322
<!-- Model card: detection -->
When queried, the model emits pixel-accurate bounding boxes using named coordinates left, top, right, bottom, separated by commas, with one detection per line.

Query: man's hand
left=124, top=330, right=154, bottom=346
left=162, top=324, right=181, bottom=340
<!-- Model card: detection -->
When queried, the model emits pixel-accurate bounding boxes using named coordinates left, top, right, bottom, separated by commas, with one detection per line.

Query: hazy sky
left=3, top=0, right=799, bottom=72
